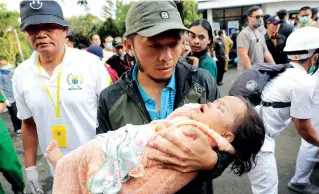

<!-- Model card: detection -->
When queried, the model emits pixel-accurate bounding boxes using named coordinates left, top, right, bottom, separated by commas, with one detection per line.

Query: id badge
left=52, top=121, right=68, bottom=148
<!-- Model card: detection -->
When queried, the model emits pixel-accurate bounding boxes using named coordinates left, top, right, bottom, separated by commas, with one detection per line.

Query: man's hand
left=25, top=166, right=44, bottom=194
left=148, top=127, right=217, bottom=173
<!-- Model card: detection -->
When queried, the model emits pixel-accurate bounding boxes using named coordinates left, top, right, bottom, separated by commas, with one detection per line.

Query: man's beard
left=136, top=58, right=171, bottom=84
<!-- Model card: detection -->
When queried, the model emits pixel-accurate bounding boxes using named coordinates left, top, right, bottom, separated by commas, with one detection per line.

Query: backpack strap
left=261, top=101, right=291, bottom=108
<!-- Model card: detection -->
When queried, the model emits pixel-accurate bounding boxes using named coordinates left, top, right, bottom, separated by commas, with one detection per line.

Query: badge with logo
left=67, top=73, right=83, bottom=90
left=30, top=0, right=43, bottom=10
left=160, top=11, right=170, bottom=19
left=246, top=80, right=258, bottom=92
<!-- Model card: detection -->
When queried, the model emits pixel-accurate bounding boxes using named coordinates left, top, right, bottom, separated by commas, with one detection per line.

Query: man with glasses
left=13, top=1, right=111, bottom=193
left=237, top=6, right=275, bottom=73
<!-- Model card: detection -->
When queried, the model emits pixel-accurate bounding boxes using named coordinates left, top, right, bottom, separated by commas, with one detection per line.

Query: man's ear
left=222, top=131, right=235, bottom=143
left=124, top=39, right=135, bottom=57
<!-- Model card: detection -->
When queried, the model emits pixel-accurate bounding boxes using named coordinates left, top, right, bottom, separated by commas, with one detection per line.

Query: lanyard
left=37, top=58, right=62, bottom=119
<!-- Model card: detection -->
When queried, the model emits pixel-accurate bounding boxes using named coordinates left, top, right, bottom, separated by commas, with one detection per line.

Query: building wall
left=262, top=1, right=319, bottom=15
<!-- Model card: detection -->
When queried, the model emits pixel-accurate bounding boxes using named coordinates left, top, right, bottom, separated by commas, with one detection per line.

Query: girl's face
left=190, top=96, right=247, bottom=141
left=188, top=25, right=211, bottom=53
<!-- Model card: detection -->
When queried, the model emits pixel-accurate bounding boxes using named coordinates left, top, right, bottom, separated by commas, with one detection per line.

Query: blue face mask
left=106, top=42, right=113, bottom=50
left=299, top=16, right=309, bottom=24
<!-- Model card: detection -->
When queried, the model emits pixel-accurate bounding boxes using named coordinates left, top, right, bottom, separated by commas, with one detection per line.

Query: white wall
left=262, top=1, right=319, bottom=15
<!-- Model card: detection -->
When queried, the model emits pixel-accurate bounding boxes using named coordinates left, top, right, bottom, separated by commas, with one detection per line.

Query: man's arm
left=293, top=118, right=319, bottom=146
left=96, top=89, right=113, bottom=134
left=22, top=117, right=38, bottom=167
left=237, top=31, right=252, bottom=69
left=238, top=48, right=252, bottom=69
left=264, top=50, right=276, bottom=64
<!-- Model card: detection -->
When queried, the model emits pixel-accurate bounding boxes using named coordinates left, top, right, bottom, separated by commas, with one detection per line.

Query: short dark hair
left=299, top=6, right=312, bottom=14
left=277, top=9, right=288, bottom=20
left=263, top=14, right=271, bottom=28
left=229, top=96, right=266, bottom=176
left=312, top=8, right=318, bottom=18
left=247, top=6, right=261, bottom=17
left=66, top=35, right=75, bottom=43
left=218, top=30, right=224, bottom=37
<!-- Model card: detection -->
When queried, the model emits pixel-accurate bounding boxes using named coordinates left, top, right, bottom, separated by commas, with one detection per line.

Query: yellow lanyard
left=37, top=58, right=62, bottom=119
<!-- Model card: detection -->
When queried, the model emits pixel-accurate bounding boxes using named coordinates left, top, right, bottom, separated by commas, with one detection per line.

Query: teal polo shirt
left=132, top=65, right=176, bottom=120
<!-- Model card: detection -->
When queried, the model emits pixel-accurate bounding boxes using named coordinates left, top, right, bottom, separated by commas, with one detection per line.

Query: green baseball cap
left=123, top=0, right=192, bottom=38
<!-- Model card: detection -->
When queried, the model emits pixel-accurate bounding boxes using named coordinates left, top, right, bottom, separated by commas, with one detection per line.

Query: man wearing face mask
left=106, top=37, right=135, bottom=77
left=237, top=6, right=275, bottom=74
left=248, top=26, right=319, bottom=194
left=264, top=16, right=289, bottom=64
left=297, top=6, right=316, bottom=28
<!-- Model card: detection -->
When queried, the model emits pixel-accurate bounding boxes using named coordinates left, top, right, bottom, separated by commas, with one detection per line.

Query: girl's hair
left=189, top=19, right=214, bottom=56
left=230, top=96, right=266, bottom=176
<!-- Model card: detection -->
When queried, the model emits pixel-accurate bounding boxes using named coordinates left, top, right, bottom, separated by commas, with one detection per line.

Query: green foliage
left=101, top=0, right=114, bottom=19
left=182, top=0, right=201, bottom=26
left=66, top=14, right=102, bottom=45
left=97, top=18, right=120, bottom=40
left=0, top=3, right=32, bottom=65
left=114, top=0, right=132, bottom=36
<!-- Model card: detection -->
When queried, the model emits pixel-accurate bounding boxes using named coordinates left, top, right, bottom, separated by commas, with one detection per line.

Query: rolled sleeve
left=290, top=79, right=315, bottom=119
left=12, top=72, right=32, bottom=120
left=237, top=31, right=250, bottom=49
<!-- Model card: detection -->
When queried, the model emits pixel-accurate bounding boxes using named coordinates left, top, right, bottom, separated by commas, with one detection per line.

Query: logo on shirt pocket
left=67, top=73, right=83, bottom=90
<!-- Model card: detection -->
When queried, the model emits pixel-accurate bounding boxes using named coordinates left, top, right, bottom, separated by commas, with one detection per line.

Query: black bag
left=229, top=63, right=292, bottom=107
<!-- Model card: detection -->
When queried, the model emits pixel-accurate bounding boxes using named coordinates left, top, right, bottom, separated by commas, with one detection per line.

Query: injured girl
left=45, top=96, right=265, bottom=194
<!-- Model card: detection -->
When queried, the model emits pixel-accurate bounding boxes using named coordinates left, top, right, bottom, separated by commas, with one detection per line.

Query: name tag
left=52, top=125, right=67, bottom=148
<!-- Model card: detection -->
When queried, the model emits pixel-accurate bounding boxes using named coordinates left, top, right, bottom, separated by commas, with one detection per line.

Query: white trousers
left=248, top=151, right=278, bottom=194
left=290, top=139, right=319, bottom=185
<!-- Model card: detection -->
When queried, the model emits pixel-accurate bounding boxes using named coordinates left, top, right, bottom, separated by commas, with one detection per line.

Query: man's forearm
left=22, top=119, right=39, bottom=167
left=265, top=51, right=275, bottom=64
left=298, top=127, right=319, bottom=147
left=241, top=54, right=252, bottom=69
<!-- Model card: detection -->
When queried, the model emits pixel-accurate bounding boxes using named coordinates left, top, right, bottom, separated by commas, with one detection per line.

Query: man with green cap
left=97, top=0, right=232, bottom=193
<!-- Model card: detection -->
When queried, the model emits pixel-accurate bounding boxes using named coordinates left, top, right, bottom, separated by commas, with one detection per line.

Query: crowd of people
left=0, top=0, right=319, bottom=194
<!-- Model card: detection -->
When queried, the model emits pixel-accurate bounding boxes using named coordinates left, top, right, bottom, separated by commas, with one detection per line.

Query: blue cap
left=87, top=45, right=103, bottom=59
left=266, top=16, right=282, bottom=24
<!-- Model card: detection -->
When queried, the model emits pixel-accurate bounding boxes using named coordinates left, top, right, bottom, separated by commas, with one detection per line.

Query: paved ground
left=1, top=66, right=318, bottom=194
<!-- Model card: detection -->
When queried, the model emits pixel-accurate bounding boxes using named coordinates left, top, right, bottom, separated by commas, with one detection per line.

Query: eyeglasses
left=250, top=15, right=264, bottom=19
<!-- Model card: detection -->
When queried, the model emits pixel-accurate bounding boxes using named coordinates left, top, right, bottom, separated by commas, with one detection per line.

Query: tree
left=101, top=0, right=115, bottom=19
left=182, top=0, right=201, bottom=26
left=66, top=14, right=102, bottom=43
left=97, top=18, right=120, bottom=40
left=0, top=3, right=32, bottom=65
left=114, top=0, right=132, bottom=36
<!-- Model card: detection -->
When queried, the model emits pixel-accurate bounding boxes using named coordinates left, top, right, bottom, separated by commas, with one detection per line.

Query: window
left=213, top=9, right=224, bottom=18
left=225, top=8, right=241, bottom=17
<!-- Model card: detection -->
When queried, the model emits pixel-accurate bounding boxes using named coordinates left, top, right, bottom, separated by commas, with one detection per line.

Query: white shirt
left=12, top=47, right=112, bottom=156
left=257, top=62, right=315, bottom=152
left=312, top=70, right=319, bottom=127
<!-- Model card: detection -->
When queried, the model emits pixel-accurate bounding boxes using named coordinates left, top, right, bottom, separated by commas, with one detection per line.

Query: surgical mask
left=254, top=18, right=262, bottom=28
left=299, top=16, right=310, bottom=24
left=106, top=42, right=113, bottom=50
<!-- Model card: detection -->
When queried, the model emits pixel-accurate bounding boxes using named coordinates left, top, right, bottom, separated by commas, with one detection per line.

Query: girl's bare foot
left=44, top=141, right=64, bottom=168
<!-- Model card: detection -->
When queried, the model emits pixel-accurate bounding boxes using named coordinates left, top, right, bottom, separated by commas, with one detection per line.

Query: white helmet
left=284, top=27, right=319, bottom=60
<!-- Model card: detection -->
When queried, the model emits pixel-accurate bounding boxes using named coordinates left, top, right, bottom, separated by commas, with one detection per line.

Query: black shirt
left=265, top=33, right=289, bottom=64
left=106, top=53, right=135, bottom=77
left=213, top=38, right=226, bottom=58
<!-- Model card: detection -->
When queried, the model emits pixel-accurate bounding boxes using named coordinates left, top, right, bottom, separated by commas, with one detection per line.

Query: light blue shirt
left=132, top=65, right=176, bottom=120
left=0, top=69, right=15, bottom=102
